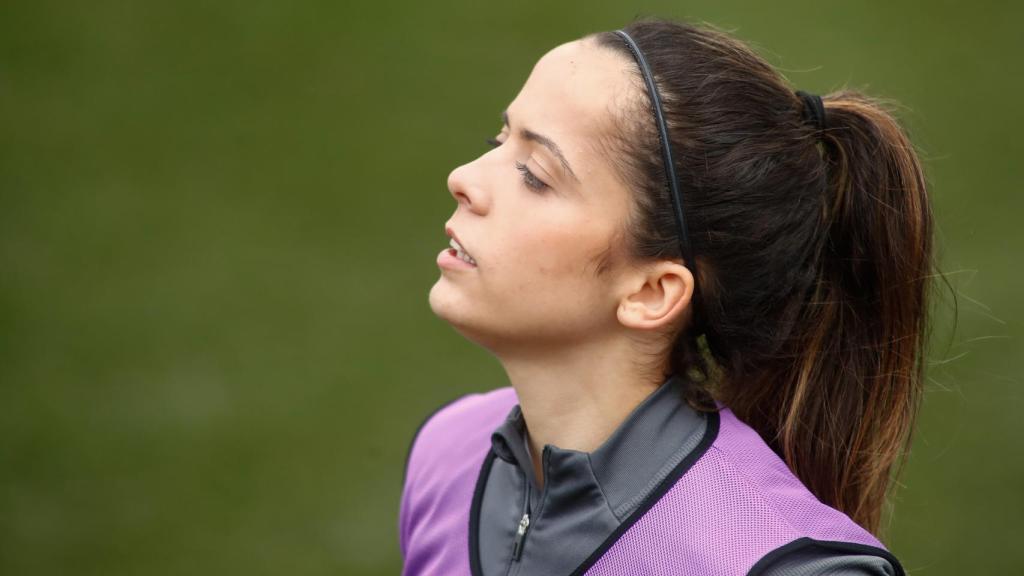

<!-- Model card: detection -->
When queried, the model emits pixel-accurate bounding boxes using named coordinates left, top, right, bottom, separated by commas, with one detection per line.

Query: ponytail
left=725, top=92, right=933, bottom=533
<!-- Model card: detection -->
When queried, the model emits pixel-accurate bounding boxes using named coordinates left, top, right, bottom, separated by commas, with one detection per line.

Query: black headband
left=795, top=90, right=827, bottom=132
left=613, top=29, right=695, bottom=270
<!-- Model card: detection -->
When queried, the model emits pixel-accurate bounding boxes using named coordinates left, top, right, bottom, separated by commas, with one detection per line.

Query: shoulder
left=752, top=539, right=900, bottom=576
left=398, top=387, right=517, bottom=560
left=708, top=408, right=886, bottom=543
left=700, top=408, right=904, bottom=575
left=401, top=386, right=517, bottom=484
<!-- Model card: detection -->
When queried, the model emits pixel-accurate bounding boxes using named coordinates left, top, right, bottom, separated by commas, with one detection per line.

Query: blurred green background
left=1, top=1, right=1020, bottom=574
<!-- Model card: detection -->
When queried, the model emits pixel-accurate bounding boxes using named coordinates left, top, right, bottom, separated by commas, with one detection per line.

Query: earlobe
left=616, top=263, right=694, bottom=331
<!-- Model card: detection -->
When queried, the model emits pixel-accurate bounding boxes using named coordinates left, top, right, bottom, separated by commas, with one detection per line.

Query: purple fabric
left=400, top=388, right=518, bottom=576
left=399, top=387, right=889, bottom=576
left=582, top=406, right=885, bottom=575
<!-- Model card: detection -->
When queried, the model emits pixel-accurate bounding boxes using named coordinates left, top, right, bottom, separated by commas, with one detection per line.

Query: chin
left=428, top=281, right=501, bottom=350
left=429, top=279, right=471, bottom=325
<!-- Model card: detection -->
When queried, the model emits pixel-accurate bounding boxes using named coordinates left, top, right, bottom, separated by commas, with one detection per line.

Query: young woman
left=402, top=17, right=932, bottom=576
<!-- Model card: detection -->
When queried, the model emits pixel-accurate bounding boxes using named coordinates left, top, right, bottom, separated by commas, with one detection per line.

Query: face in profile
left=429, top=37, right=644, bottom=356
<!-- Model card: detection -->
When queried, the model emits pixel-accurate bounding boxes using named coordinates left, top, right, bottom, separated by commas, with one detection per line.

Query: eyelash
left=484, top=137, right=550, bottom=192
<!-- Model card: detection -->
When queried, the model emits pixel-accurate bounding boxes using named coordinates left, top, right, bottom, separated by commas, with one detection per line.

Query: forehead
left=508, top=39, right=634, bottom=175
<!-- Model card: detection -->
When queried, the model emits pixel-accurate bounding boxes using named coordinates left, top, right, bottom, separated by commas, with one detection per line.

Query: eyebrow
left=502, top=109, right=580, bottom=184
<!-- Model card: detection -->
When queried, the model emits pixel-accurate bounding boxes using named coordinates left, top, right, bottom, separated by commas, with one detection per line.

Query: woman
left=402, top=17, right=932, bottom=576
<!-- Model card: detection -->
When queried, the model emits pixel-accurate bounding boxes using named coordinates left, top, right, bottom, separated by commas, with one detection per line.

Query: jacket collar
left=489, top=372, right=704, bottom=519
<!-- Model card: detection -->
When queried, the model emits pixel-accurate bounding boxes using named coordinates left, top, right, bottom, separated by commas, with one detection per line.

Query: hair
left=588, top=19, right=935, bottom=536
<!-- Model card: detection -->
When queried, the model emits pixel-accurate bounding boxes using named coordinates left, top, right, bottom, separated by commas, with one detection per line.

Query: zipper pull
left=511, top=512, right=530, bottom=561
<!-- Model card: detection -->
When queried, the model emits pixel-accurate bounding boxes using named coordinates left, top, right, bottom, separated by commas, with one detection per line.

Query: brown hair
left=590, top=19, right=935, bottom=536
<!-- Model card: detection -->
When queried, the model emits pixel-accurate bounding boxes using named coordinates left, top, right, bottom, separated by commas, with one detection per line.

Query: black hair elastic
left=795, top=90, right=827, bottom=132
left=613, top=29, right=695, bottom=270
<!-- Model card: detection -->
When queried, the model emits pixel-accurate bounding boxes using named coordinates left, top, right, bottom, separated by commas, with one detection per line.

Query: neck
left=497, top=336, right=664, bottom=489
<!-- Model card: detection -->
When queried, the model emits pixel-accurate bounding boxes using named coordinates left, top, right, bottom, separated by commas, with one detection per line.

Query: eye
left=484, top=135, right=551, bottom=192
left=515, top=161, right=549, bottom=192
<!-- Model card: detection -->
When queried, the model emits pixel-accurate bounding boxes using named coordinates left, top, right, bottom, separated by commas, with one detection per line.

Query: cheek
left=504, top=217, right=607, bottom=284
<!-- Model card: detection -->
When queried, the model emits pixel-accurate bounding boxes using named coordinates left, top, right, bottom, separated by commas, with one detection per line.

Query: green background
left=1, top=1, right=1020, bottom=574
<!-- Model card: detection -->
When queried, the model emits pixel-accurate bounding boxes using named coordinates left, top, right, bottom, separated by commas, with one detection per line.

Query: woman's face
left=429, top=38, right=641, bottom=354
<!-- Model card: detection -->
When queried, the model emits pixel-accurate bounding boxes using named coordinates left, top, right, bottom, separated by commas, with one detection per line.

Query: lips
left=448, top=237, right=477, bottom=265
left=445, top=226, right=476, bottom=263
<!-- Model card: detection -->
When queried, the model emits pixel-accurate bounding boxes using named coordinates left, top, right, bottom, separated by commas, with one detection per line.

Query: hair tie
left=795, top=90, right=827, bottom=132
left=613, top=29, right=695, bottom=271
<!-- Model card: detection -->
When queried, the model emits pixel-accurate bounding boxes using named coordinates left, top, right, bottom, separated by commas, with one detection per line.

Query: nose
left=447, top=160, right=490, bottom=215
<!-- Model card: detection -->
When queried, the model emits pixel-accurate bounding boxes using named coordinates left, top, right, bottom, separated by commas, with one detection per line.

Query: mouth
left=445, top=226, right=477, bottom=266
left=446, top=237, right=477, bottom=266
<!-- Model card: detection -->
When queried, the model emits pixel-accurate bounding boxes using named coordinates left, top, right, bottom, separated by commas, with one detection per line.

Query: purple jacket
left=399, top=387, right=903, bottom=576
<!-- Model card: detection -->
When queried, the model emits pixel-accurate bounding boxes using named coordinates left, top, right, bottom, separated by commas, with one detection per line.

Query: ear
left=615, top=261, right=695, bottom=331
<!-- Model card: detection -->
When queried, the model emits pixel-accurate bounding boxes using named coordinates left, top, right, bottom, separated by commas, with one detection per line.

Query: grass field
left=1, top=2, right=1021, bottom=574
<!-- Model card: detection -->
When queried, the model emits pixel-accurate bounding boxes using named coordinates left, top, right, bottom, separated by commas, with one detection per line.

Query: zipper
left=510, top=479, right=531, bottom=563
left=510, top=442, right=553, bottom=573
left=510, top=511, right=530, bottom=560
